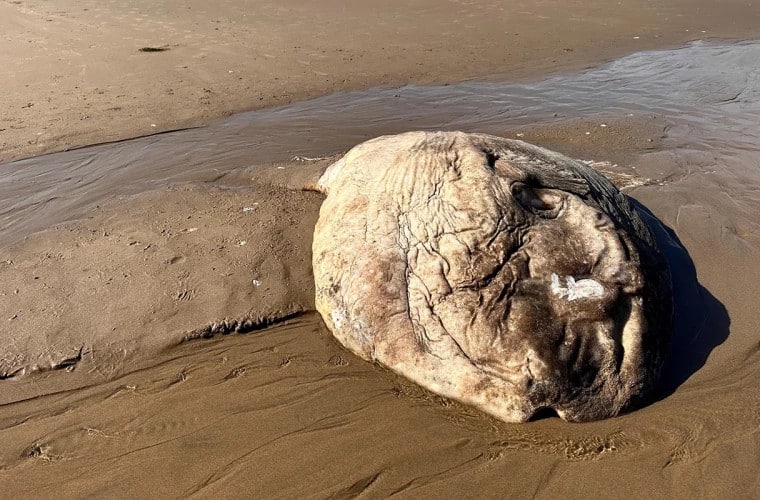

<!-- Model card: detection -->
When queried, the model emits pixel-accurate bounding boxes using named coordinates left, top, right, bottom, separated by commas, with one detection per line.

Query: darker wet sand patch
left=138, top=46, right=170, bottom=53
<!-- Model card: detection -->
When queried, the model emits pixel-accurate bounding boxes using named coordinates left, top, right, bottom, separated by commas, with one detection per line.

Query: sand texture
left=2, top=0, right=760, bottom=498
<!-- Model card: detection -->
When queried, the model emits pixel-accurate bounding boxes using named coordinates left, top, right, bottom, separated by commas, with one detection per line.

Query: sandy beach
left=2, top=0, right=760, bottom=498
left=4, top=0, right=760, bottom=163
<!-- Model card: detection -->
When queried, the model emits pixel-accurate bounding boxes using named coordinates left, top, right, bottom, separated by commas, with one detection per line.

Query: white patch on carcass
left=550, top=273, right=605, bottom=301
left=331, top=308, right=347, bottom=329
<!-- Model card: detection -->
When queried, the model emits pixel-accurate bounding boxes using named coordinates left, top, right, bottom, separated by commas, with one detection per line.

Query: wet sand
left=2, top=2, right=760, bottom=499
left=1, top=168, right=759, bottom=498
left=2, top=104, right=760, bottom=495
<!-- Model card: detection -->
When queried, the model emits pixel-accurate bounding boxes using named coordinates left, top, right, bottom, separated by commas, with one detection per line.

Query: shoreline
left=4, top=0, right=760, bottom=163
left=0, top=35, right=746, bottom=164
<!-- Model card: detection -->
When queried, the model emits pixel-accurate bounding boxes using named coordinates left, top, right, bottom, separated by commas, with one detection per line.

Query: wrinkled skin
left=313, top=131, right=672, bottom=422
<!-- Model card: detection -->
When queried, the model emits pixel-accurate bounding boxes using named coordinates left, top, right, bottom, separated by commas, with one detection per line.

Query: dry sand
left=2, top=0, right=760, bottom=498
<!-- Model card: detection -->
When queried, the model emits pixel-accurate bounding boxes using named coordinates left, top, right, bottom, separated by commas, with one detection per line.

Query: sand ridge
left=0, top=182, right=321, bottom=401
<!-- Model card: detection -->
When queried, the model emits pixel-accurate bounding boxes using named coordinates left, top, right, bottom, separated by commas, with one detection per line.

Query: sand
left=4, top=0, right=760, bottom=163
left=2, top=0, right=760, bottom=498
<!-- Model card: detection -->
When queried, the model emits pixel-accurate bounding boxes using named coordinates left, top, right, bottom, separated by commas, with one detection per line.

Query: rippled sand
left=2, top=42, right=760, bottom=497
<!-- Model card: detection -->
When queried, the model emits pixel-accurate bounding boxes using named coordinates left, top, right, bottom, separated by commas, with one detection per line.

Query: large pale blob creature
left=312, top=131, right=672, bottom=422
